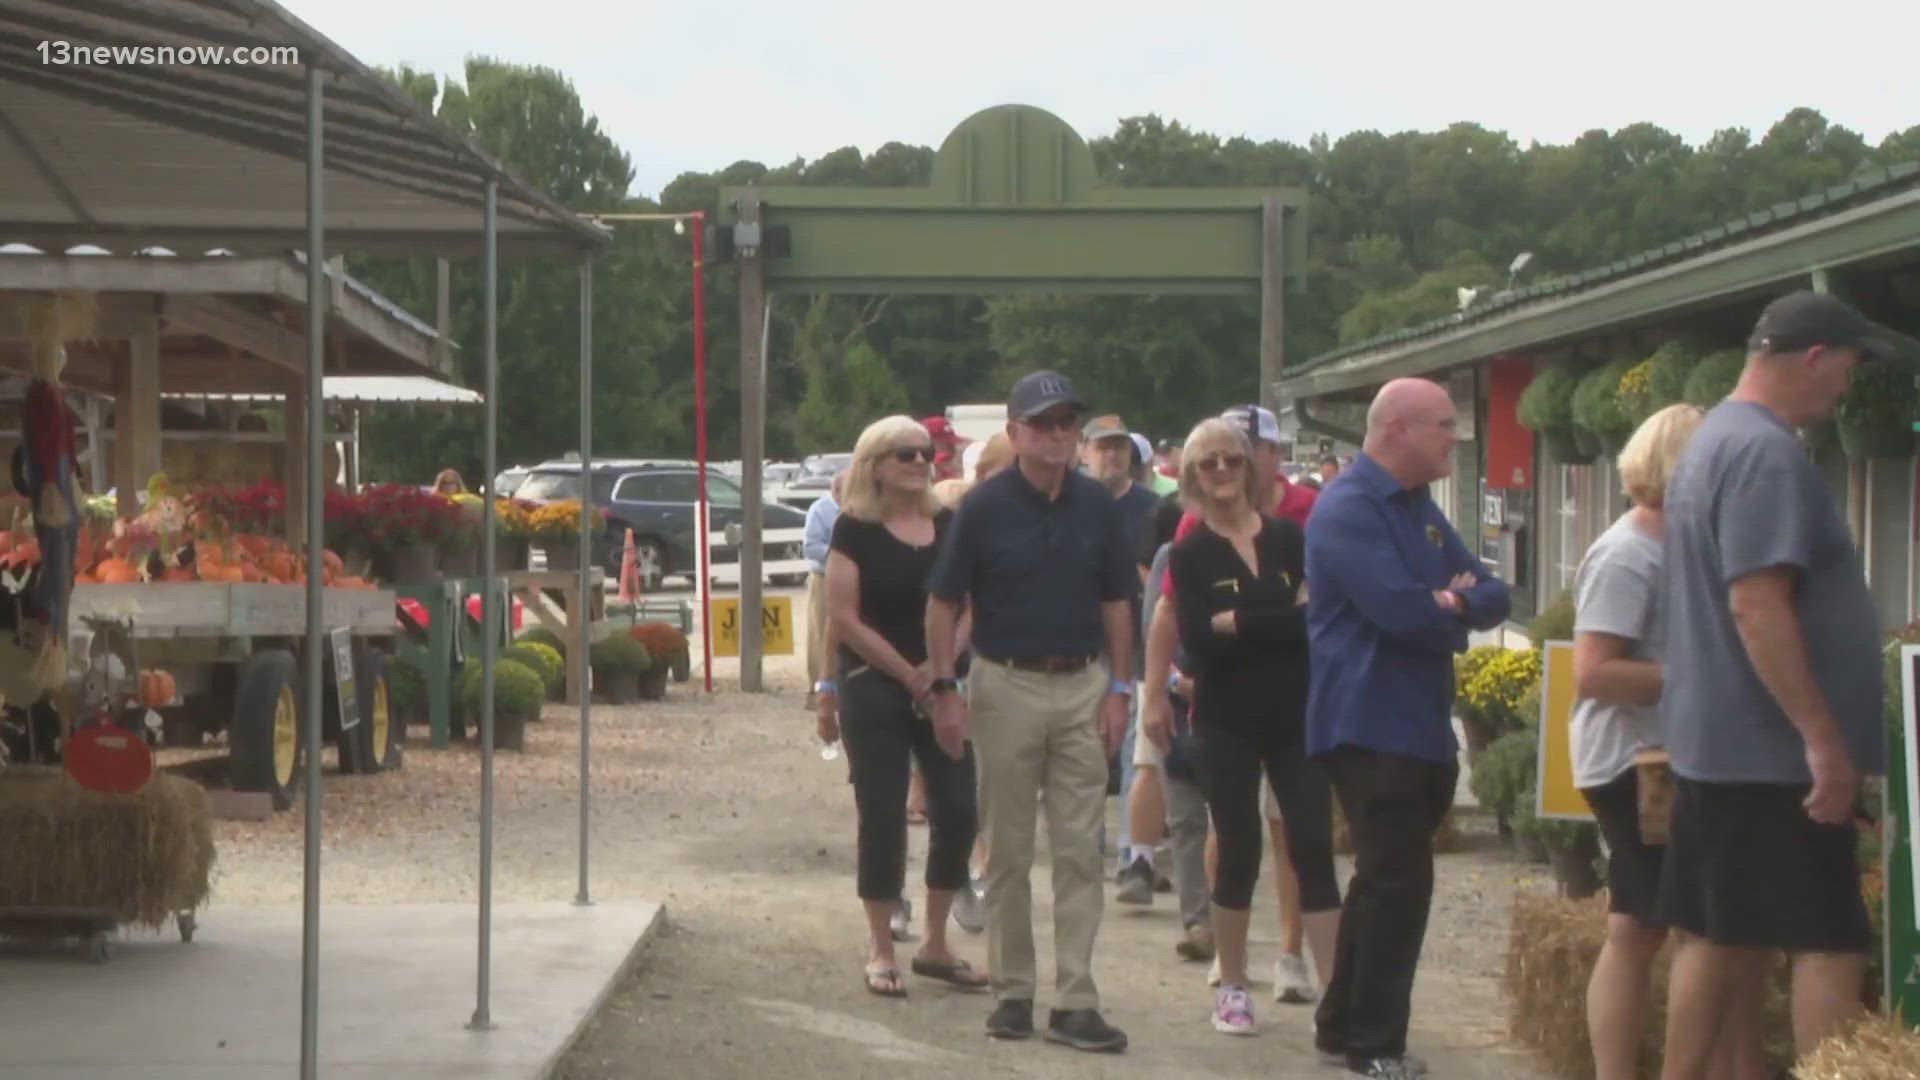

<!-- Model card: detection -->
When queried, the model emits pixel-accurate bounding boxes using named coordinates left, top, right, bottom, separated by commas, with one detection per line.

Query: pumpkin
left=94, top=557, right=139, bottom=583
left=138, top=668, right=176, bottom=707
left=322, top=549, right=344, bottom=574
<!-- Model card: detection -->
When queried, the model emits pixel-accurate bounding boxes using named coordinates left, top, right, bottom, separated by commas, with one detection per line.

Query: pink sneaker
left=1212, top=984, right=1256, bottom=1036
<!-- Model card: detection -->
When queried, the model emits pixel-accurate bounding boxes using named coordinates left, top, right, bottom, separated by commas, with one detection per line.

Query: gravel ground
left=187, top=590, right=1559, bottom=1078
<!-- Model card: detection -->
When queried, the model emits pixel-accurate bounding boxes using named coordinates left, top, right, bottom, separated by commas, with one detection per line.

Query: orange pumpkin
left=322, top=549, right=344, bottom=574
left=138, top=669, right=176, bottom=708
left=94, top=557, right=139, bottom=583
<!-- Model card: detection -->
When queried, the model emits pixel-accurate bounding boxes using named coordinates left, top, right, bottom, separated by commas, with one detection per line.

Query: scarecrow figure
left=11, top=293, right=92, bottom=691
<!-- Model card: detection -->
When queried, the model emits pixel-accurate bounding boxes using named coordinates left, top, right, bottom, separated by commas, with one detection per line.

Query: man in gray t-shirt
left=1654, top=289, right=1901, bottom=1078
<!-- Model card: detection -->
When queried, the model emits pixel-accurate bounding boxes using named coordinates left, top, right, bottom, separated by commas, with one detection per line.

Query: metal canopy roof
left=162, top=375, right=482, bottom=405
left=0, top=0, right=608, bottom=256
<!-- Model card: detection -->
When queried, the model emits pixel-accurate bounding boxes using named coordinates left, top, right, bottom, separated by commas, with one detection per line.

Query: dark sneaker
left=1044, top=1008, right=1128, bottom=1053
left=1153, top=870, right=1174, bottom=893
left=985, top=998, right=1033, bottom=1040
left=1114, top=857, right=1154, bottom=906
left=1341, top=1054, right=1428, bottom=1078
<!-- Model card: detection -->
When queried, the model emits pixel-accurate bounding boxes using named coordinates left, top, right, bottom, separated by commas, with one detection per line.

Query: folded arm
left=1308, top=500, right=1470, bottom=654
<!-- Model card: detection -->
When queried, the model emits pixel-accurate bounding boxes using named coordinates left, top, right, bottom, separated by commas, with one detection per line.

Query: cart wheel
left=87, top=931, right=111, bottom=964
left=178, top=911, right=195, bottom=943
left=352, top=644, right=402, bottom=773
left=228, top=649, right=304, bottom=811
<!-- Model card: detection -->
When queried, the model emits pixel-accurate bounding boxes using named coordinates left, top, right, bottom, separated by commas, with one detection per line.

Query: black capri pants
left=1194, top=719, right=1342, bottom=913
left=838, top=661, right=978, bottom=901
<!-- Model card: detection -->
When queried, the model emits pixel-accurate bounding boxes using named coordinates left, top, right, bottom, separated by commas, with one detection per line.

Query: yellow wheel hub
left=272, top=684, right=298, bottom=787
left=371, top=678, right=390, bottom=762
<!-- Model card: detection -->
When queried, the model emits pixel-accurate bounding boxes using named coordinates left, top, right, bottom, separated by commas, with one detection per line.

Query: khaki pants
left=969, top=657, right=1109, bottom=1010
left=805, top=571, right=827, bottom=687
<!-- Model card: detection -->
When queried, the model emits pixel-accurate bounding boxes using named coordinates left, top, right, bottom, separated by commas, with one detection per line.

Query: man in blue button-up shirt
left=1304, top=377, right=1509, bottom=1078
left=802, top=472, right=845, bottom=709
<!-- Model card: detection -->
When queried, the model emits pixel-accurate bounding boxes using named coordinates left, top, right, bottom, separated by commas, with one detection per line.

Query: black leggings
left=1194, top=720, right=1341, bottom=913
left=839, top=661, right=978, bottom=901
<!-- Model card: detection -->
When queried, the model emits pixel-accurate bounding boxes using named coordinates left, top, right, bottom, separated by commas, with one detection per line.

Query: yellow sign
left=1535, top=640, right=1594, bottom=821
left=710, top=595, right=794, bottom=657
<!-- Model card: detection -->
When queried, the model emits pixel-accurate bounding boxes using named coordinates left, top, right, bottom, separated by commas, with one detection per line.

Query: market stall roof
left=0, top=248, right=455, bottom=395
left=0, top=0, right=608, bottom=256
left=162, top=375, right=481, bottom=406
left=1277, top=161, right=1920, bottom=400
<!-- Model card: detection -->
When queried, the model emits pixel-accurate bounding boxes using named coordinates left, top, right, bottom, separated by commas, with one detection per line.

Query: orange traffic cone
left=618, top=528, right=640, bottom=602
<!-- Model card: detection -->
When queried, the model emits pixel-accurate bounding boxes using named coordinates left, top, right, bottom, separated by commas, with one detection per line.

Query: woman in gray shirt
left=1569, top=402, right=1759, bottom=1080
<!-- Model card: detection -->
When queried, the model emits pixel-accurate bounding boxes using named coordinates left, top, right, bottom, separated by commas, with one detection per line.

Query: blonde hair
left=839, top=415, right=943, bottom=523
left=932, top=477, right=972, bottom=509
left=1178, top=418, right=1259, bottom=511
left=973, top=432, right=1013, bottom=481
left=433, top=468, right=466, bottom=495
left=1617, top=403, right=1705, bottom=507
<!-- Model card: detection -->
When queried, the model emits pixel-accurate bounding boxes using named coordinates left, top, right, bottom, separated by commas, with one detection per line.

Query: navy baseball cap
left=1007, top=370, right=1085, bottom=420
left=1748, top=291, right=1901, bottom=362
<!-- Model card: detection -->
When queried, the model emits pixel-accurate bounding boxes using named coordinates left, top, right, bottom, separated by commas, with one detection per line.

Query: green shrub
left=459, top=658, right=546, bottom=721
left=589, top=635, right=651, bottom=675
left=389, top=650, right=428, bottom=720
left=1469, top=726, right=1538, bottom=822
left=1527, top=592, right=1575, bottom=648
left=1572, top=356, right=1638, bottom=449
left=1516, top=359, right=1583, bottom=432
left=1682, top=349, right=1745, bottom=407
left=516, top=625, right=567, bottom=659
left=1835, top=356, right=1920, bottom=456
left=1646, top=337, right=1707, bottom=408
left=503, top=641, right=564, bottom=697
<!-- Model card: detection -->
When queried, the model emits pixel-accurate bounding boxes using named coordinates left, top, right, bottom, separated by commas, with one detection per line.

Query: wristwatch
left=813, top=679, right=835, bottom=695
left=928, top=678, right=960, bottom=696
left=1110, top=679, right=1134, bottom=697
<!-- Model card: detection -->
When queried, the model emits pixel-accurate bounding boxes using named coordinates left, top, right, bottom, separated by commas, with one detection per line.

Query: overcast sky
left=295, top=0, right=1918, bottom=200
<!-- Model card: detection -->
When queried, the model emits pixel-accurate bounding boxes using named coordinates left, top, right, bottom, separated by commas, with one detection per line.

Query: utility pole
left=735, top=189, right=767, bottom=691
left=1259, top=195, right=1288, bottom=413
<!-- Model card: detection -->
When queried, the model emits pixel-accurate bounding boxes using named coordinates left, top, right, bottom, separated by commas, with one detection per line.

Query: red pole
left=691, top=211, right=714, bottom=693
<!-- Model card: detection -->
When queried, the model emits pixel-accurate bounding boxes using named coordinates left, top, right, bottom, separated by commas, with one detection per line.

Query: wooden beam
left=161, top=295, right=304, bottom=374
left=0, top=255, right=284, bottom=296
left=0, top=294, right=162, bottom=341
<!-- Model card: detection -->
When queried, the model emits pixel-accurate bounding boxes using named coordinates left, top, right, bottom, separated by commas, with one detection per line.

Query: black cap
left=1748, top=291, right=1898, bottom=362
left=1007, top=370, right=1085, bottom=420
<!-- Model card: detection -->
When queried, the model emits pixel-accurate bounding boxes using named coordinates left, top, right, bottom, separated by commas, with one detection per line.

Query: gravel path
left=193, top=595, right=1559, bottom=1079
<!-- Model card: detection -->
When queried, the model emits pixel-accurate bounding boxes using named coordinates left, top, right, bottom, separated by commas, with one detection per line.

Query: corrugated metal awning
left=0, top=1, right=608, bottom=256
left=162, top=375, right=481, bottom=405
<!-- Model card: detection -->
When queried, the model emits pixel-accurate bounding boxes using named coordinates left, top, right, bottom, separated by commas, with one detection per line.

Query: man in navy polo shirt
left=927, top=370, right=1138, bottom=1054
left=1305, top=377, right=1509, bottom=1079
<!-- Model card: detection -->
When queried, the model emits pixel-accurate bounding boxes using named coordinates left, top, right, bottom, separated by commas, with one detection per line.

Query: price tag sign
left=330, top=627, right=359, bottom=732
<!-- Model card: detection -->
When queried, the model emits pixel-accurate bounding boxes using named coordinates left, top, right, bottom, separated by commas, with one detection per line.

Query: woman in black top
left=825, top=414, right=985, bottom=998
left=1168, top=418, right=1340, bottom=1037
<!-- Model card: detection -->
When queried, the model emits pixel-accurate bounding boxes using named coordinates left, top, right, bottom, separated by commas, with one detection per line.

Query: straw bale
left=1505, top=893, right=1797, bottom=1079
left=1332, top=800, right=1461, bottom=855
left=1793, top=1013, right=1920, bottom=1079
left=0, top=767, right=214, bottom=928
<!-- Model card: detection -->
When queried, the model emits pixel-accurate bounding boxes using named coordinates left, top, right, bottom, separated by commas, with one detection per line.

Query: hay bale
left=1794, top=1013, right=1920, bottom=1079
left=1504, top=893, right=1797, bottom=1079
left=0, top=768, right=214, bottom=928
left=1331, top=800, right=1461, bottom=856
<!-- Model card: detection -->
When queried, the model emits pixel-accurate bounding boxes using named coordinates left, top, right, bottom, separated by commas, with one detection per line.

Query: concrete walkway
left=0, top=900, right=662, bottom=1079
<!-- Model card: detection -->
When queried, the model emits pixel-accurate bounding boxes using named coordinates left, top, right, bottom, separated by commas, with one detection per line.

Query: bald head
left=1367, top=378, right=1451, bottom=433
left=1363, top=377, right=1457, bottom=487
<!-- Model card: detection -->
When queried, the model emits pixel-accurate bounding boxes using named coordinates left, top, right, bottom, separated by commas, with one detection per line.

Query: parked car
left=772, top=453, right=851, bottom=511
left=492, top=466, right=530, bottom=497
left=515, top=459, right=809, bottom=590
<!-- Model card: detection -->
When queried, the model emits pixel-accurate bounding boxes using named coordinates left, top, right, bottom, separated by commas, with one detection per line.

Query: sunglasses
left=1021, top=412, right=1082, bottom=434
left=1196, top=453, right=1248, bottom=474
left=888, top=445, right=933, bottom=464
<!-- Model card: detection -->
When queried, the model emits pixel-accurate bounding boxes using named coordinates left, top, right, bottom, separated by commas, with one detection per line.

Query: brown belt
left=997, top=655, right=1098, bottom=674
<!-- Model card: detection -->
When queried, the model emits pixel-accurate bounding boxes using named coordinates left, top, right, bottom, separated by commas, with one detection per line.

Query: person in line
left=1570, top=403, right=1765, bottom=1080
left=927, top=370, right=1137, bottom=1053
left=1139, top=404, right=1320, bottom=1004
left=805, top=471, right=846, bottom=711
left=432, top=468, right=466, bottom=496
left=825, top=415, right=986, bottom=998
left=1305, top=377, right=1509, bottom=1079
left=1160, top=417, right=1341, bottom=1037
left=1656, top=292, right=1893, bottom=1078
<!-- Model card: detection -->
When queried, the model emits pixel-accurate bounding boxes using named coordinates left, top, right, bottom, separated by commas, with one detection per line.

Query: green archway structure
left=716, top=104, right=1307, bottom=687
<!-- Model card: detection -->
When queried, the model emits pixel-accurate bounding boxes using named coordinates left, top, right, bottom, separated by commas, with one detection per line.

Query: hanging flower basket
left=1835, top=356, right=1920, bottom=461
left=1541, top=426, right=1596, bottom=465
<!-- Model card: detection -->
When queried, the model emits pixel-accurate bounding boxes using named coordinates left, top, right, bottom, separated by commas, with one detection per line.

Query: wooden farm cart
left=66, top=581, right=402, bottom=811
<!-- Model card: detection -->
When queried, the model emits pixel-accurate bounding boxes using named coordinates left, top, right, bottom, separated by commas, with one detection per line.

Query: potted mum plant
left=1516, top=359, right=1595, bottom=465
left=628, top=622, right=688, bottom=695
left=1572, top=355, right=1639, bottom=456
left=589, top=635, right=651, bottom=704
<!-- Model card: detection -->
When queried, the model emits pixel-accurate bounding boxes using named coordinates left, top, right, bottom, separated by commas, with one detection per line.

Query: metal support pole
left=736, top=190, right=767, bottom=691
left=298, top=60, right=325, bottom=1080
left=691, top=212, right=714, bottom=693
left=470, top=179, right=499, bottom=1033
left=1259, top=195, right=1287, bottom=414
left=576, top=256, right=593, bottom=907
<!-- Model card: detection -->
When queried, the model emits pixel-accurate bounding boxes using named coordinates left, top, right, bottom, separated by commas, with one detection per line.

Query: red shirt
left=1161, top=476, right=1316, bottom=598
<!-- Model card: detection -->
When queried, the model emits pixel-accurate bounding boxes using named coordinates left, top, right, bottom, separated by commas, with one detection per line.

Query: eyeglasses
left=1196, top=454, right=1247, bottom=474
left=889, top=446, right=933, bottom=464
left=1021, top=412, right=1081, bottom=434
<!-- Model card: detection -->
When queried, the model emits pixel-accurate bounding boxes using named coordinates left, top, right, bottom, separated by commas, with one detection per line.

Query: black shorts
left=1657, top=777, right=1871, bottom=953
left=1580, top=769, right=1664, bottom=929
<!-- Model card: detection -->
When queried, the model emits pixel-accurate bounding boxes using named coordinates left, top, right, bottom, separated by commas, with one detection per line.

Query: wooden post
left=113, top=299, right=162, bottom=516
left=1259, top=196, right=1288, bottom=414
left=284, top=372, right=308, bottom=543
left=434, top=258, right=453, bottom=370
left=736, top=189, right=768, bottom=692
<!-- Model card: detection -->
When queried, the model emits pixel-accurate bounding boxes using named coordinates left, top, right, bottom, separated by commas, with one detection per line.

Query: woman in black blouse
left=1167, top=418, right=1340, bottom=1037
left=824, top=414, right=985, bottom=998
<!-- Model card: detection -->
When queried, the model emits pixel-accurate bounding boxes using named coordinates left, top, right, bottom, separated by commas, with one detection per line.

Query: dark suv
left=514, top=460, right=808, bottom=590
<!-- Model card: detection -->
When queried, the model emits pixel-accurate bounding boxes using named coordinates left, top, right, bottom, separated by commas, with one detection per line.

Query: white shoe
left=1274, top=953, right=1316, bottom=1003
left=1206, top=955, right=1221, bottom=987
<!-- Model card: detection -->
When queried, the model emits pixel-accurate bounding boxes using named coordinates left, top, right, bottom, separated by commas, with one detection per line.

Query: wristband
left=1109, top=679, right=1134, bottom=697
left=813, top=679, right=835, bottom=694
left=1166, top=671, right=1181, bottom=693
